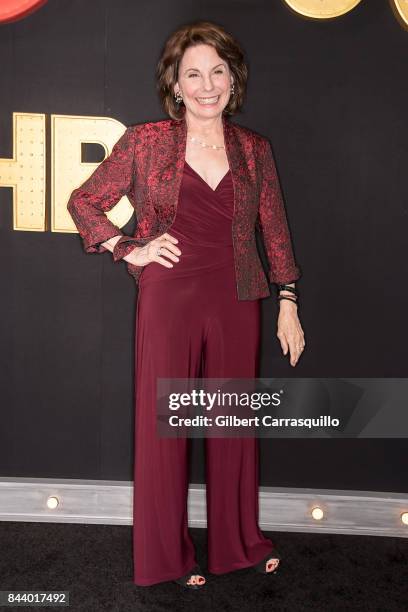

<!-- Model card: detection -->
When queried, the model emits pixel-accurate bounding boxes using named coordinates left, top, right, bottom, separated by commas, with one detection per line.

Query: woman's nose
left=201, top=77, right=215, bottom=91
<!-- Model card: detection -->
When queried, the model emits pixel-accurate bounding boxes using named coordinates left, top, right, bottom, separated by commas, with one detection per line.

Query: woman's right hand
left=124, top=232, right=181, bottom=268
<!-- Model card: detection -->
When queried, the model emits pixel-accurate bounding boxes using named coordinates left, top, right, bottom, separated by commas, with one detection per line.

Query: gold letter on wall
left=51, top=114, right=134, bottom=235
left=0, top=112, right=46, bottom=231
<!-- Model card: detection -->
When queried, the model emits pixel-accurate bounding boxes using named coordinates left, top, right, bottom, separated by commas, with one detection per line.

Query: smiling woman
left=137, top=22, right=302, bottom=588
left=67, top=19, right=303, bottom=592
left=157, top=24, right=247, bottom=120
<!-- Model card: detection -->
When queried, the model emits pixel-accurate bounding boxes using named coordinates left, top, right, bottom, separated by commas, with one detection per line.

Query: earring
left=174, top=91, right=183, bottom=104
left=230, top=83, right=235, bottom=95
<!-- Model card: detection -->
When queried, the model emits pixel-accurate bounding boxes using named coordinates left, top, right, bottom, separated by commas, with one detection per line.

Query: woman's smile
left=196, top=95, right=220, bottom=105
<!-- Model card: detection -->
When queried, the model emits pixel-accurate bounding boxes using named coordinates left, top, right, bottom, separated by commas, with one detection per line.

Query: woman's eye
left=188, top=70, right=224, bottom=77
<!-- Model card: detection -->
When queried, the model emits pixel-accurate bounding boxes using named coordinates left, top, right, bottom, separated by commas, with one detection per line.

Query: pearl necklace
left=188, top=135, right=225, bottom=150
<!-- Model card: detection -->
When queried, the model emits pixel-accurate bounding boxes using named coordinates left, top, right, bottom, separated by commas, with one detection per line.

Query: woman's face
left=175, top=43, right=233, bottom=120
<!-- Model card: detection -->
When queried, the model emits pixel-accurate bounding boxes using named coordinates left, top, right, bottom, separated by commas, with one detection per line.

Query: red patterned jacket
left=67, top=110, right=301, bottom=300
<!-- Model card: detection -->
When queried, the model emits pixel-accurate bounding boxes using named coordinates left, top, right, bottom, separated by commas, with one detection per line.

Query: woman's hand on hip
left=276, top=301, right=305, bottom=367
left=125, top=233, right=181, bottom=267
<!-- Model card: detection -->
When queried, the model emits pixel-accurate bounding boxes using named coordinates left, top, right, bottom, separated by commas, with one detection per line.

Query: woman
left=67, top=21, right=305, bottom=590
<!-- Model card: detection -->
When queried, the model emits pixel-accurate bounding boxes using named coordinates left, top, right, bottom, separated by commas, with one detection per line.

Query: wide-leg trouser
left=132, top=267, right=274, bottom=586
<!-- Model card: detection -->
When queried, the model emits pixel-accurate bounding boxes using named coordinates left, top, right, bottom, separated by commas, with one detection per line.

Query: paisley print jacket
left=67, top=109, right=301, bottom=300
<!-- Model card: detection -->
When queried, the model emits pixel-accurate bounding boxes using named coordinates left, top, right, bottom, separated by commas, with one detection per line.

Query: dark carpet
left=0, top=522, right=406, bottom=611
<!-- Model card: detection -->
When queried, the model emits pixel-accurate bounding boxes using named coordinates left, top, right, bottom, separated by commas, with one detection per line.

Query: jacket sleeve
left=257, top=138, right=301, bottom=284
left=67, top=125, right=141, bottom=261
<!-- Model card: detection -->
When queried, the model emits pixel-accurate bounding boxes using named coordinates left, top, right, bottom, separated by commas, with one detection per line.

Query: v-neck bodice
left=139, top=160, right=235, bottom=286
left=184, top=160, right=231, bottom=193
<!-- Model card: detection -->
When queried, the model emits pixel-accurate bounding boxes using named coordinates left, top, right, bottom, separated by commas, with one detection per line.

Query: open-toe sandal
left=173, top=564, right=206, bottom=589
left=253, top=548, right=281, bottom=575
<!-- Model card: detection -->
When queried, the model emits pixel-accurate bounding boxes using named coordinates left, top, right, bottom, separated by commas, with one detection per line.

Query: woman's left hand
left=276, top=301, right=305, bottom=367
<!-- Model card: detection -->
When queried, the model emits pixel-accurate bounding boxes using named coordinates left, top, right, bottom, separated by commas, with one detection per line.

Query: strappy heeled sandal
left=173, top=564, right=206, bottom=589
left=253, top=548, right=281, bottom=575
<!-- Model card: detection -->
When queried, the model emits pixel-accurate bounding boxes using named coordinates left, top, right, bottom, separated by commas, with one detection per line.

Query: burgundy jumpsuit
left=132, top=160, right=274, bottom=586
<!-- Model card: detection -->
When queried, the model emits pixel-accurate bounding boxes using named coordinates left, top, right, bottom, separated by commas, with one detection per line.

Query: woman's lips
left=196, top=95, right=220, bottom=106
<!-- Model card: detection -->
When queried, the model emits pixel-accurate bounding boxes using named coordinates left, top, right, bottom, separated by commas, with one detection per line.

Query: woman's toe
left=188, top=574, right=206, bottom=585
left=266, top=559, right=279, bottom=572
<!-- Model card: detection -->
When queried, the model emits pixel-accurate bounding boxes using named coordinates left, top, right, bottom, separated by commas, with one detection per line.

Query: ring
left=156, top=247, right=162, bottom=257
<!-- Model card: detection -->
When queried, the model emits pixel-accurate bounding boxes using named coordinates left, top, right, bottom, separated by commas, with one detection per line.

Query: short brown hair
left=156, top=21, right=248, bottom=120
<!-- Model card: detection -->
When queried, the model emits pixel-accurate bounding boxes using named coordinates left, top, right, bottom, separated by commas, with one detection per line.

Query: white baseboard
left=0, top=478, right=407, bottom=538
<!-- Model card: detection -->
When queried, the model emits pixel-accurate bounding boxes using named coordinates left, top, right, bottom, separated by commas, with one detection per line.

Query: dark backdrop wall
left=0, top=0, right=407, bottom=492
